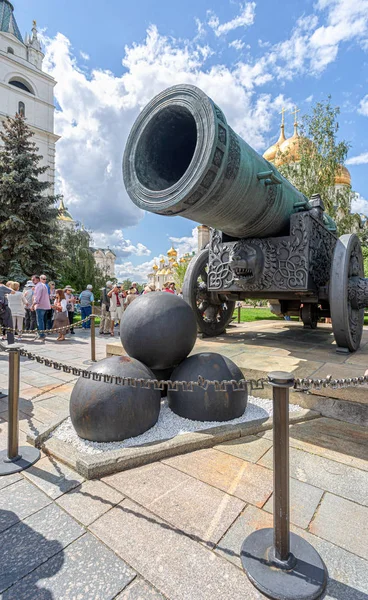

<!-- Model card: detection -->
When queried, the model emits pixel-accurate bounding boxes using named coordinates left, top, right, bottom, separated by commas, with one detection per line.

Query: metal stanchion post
left=237, top=305, right=241, bottom=324
left=0, top=346, right=40, bottom=476
left=241, top=371, right=327, bottom=600
left=91, top=315, right=96, bottom=362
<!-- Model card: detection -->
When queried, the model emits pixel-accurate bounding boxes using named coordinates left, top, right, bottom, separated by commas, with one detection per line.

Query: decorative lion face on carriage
left=229, top=242, right=265, bottom=285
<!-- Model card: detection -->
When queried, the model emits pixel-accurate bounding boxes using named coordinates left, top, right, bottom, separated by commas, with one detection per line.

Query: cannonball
left=70, top=356, right=161, bottom=442
left=168, top=352, right=247, bottom=422
left=151, top=366, right=174, bottom=398
left=120, top=292, right=197, bottom=370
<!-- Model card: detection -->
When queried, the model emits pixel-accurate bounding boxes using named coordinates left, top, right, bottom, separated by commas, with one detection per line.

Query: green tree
left=0, top=114, right=59, bottom=282
left=276, top=98, right=360, bottom=235
left=122, top=279, right=133, bottom=290
left=173, top=262, right=189, bottom=290
left=58, top=227, right=105, bottom=295
left=362, top=246, right=368, bottom=277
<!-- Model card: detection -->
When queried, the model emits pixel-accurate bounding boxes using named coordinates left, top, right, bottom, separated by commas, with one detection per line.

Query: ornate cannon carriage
left=123, top=84, right=368, bottom=352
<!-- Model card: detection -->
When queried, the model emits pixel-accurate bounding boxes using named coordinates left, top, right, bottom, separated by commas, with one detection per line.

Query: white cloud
left=40, top=0, right=368, bottom=263
left=358, top=94, right=368, bottom=116
left=168, top=228, right=199, bottom=256
left=91, top=230, right=151, bottom=259
left=208, top=2, right=256, bottom=37
left=346, top=152, right=368, bottom=165
left=80, top=51, right=90, bottom=60
left=305, top=94, right=314, bottom=102
left=115, top=259, right=156, bottom=283
left=229, top=39, right=245, bottom=50
left=351, top=192, right=368, bottom=216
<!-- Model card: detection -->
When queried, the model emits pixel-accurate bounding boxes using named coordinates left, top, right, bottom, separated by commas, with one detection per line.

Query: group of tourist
left=98, top=280, right=182, bottom=336
left=0, top=275, right=79, bottom=344
left=0, top=276, right=182, bottom=344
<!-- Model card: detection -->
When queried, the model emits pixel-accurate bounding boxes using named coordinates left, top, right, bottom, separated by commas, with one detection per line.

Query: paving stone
left=116, top=578, right=166, bottom=600
left=309, top=492, right=368, bottom=560
left=163, top=449, right=273, bottom=507
left=0, top=398, right=61, bottom=425
left=263, top=477, right=324, bottom=529
left=215, top=505, right=368, bottom=600
left=0, top=479, right=51, bottom=533
left=216, top=504, right=273, bottom=567
left=259, top=417, right=368, bottom=471
left=259, top=446, right=368, bottom=506
left=32, top=395, right=70, bottom=415
left=215, top=434, right=272, bottom=463
left=56, top=479, right=123, bottom=526
left=0, top=503, right=84, bottom=593
left=104, top=462, right=245, bottom=545
left=3, top=532, right=136, bottom=600
left=1, top=409, right=45, bottom=437
left=0, top=417, right=28, bottom=446
left=0, top=472, right=22, bottom=491
left=90, top=499, right=264, bottom=600
left=23, top=455, right=84, bottom=499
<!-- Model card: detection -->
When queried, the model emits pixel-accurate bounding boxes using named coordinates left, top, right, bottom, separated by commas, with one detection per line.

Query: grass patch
left=234, top=307, right=368, bottom=325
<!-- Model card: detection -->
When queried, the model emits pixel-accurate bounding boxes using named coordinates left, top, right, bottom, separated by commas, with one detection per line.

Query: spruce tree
left=0, top=113, right=59, bottom=282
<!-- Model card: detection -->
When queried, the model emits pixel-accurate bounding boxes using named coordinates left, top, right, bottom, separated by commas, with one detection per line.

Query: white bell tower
left=0, top=1, right=59, bottom=191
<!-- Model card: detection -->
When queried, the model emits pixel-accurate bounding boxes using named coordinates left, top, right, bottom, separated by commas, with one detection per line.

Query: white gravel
left=52, top=397, right=302, bottom=455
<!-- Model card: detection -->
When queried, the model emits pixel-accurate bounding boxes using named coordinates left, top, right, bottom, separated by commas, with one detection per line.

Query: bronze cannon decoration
left=123, top=84, right=368, bottom=352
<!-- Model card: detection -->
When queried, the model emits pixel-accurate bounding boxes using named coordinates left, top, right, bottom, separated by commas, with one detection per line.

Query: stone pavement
left=0, top=415, right=367, bottom=598
left=0, top=323, right=367, bottom=598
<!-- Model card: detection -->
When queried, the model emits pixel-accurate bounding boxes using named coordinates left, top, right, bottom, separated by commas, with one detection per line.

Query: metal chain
left=7, top=348, right=267, bottom=392
left=294, top=374, right=368, bottom=391
left=0, top=346, right=366, bottom=392
left=1, top=315, right=93, bottom=336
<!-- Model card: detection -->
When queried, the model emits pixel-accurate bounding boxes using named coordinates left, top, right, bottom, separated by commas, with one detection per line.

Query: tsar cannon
left=123, top=84, right=368, bottom=352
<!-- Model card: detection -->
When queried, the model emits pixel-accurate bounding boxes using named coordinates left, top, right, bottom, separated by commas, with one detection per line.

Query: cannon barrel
left=123, top=84, right=310, bottom=239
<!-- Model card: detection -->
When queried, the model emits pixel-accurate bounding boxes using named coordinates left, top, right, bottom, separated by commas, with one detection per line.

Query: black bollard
left=0, top=346, right=40, bottom=476
left=241, top=371, right=327, bottom=600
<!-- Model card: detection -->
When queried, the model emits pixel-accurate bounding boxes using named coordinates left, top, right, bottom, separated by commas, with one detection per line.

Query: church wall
left=0, top=32, right=27, bottom=60
left=0, top=29, right=58, bottom=191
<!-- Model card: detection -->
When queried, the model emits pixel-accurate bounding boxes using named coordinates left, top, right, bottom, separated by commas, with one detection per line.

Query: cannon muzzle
left=123, top=84, right=310, bottom=238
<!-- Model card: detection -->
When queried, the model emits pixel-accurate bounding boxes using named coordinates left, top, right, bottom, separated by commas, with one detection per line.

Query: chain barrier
left=0, top=345, right=367, bottom=393
left=1, top=315, right=93, bottom=336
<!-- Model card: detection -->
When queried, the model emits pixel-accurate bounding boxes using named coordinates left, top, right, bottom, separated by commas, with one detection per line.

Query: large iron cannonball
left=120, top=292, right=197, bottom=370
left=168, top=353, right=247, bottom=421
left=70, top=356, right=161, bottom=442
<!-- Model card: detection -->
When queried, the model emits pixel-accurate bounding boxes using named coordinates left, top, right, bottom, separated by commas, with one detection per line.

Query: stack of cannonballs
left=70, top=293, right=248, bottom=442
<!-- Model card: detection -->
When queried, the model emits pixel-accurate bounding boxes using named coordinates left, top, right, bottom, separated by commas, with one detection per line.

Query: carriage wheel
left=329, top=234, right=365, bottom=352
left=300, top=303, right=318, bottom=329
left=183, top=249, right=236, bottom=337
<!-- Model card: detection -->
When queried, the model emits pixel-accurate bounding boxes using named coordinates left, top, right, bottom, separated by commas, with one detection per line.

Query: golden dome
left=167, top=246, right=178, bottom=257
left=157, top=269, right=165, bottom=275
left=180, top=257, right=186, bottom=264
left=275, top=125, right=314, bottom=167
left=172, top=261, right=179, bottom=268
left=57, top=198, right=74, bottom=222
left=152, top=263, right=158, bottom=271
left=159, top=257, right=165, bottom=264
left=263, top=125, right=286, bottom=162
left=335, top=165, right=351, bottom=186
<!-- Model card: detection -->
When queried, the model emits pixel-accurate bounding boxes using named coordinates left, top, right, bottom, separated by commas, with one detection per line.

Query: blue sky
left=14, top=0, right=368, bottom=281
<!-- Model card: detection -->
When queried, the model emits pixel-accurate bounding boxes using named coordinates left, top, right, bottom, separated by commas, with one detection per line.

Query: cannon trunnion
left=123, top=84, right=368, bottom=353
